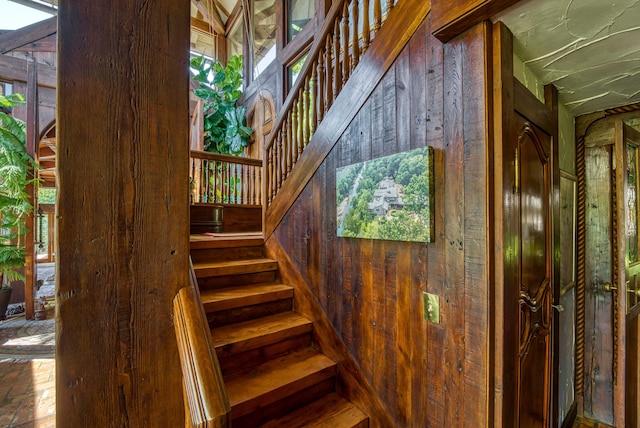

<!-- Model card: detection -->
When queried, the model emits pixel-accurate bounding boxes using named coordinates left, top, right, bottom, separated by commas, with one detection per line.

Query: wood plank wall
left=56, top=1, right=190, bottom=426
left=269, top=16, right=493, bottom=426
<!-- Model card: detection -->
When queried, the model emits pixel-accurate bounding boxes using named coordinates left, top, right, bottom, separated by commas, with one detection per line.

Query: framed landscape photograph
left=336, top=146, right=434, bottom=243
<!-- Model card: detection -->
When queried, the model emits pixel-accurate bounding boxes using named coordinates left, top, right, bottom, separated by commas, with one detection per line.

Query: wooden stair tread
left=212, top=312, right=312, bottom=357
left=201, top=283, right=293, bottom=313
left=261, top=393, right=368, bottom=428
left=189, top=233, right=264, bottom=250
left=193, top=258, right=278, bottom=277
left=225, top=347, right=336, bottom=419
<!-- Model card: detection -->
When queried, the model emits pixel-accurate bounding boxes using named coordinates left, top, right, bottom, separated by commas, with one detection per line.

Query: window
left=288, top=51, right=309, bottom=90
left=227, top=18, right=244, bottom=61
left=287, top=0, right=314, bottom=42
left=253, top=0, right=276, bottom=79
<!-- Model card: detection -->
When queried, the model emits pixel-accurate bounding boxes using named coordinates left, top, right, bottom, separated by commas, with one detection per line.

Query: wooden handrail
left=190, top=150, right=262, bottom=206
left=190, top=150, right=262, bottom=167
left=264, top=0, right=396, bottom=208
left=174, top=260, right=230, bottom=428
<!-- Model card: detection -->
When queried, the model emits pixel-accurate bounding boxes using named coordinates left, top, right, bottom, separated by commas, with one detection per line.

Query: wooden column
left=56, top=1, right=190, bottom=426
left=24, top=59, right=38, bottom=320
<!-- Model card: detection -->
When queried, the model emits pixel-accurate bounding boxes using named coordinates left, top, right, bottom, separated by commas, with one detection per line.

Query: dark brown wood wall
left=270, top=16, right=493, bottom=426
left=56, top=1, right=190, bottom=426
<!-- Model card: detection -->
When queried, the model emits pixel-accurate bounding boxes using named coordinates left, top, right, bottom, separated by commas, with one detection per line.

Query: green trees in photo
left=337, top=146, right=433, bottom=242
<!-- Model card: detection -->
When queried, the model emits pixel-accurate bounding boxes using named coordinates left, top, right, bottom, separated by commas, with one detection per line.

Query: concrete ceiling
left=494, top=0, right=640, bottom=116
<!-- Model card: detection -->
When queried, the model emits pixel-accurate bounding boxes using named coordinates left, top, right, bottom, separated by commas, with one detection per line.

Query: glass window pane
left=627, top=143, right=639, bottom=263
left=227, top=19, right=244, bottom=61
left=288, top=52, right=308, bottom=90
left=253, top=0, right=276, bottom=79
left=288, top=0, right=314, bottom=42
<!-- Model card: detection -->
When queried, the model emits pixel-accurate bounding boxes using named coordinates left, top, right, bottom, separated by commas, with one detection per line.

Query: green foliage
left=191, top=55, right=253, bottom=155
left=38, top=188, right=56, bottom=204
left=0, top=93, right=38, bottom=286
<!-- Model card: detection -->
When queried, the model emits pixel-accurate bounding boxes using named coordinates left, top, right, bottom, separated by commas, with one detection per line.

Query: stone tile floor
left=0, top=263, right=55, bottom=427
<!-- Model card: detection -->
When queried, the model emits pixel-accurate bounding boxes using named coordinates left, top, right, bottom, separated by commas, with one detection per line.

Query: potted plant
left=0, top=93, right=38, bottom=319
left=190, top=55, right=253, bottom=155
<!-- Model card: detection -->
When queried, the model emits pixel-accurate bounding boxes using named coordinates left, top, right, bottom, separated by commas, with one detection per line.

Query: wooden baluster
left=325, top=35, right=333, bottom=111
left=310, top=68, right=317, bottom=136
left=213, top=161, right=218, bottom=203
left=317, top=50, right=325, bottom=123
left=268, top=147, right=275, bottom=204
left=249, top=166, right=260, bottom=205
left=297, top=88, right=304, bottom=156
left=276, top=136, right=282, bottom=192
left=201, top=159, right=206, bottom=203
left=341, top=1, right=350, bottom=85
left=256, top=166, right=262, bottom=206
left=351, top=0, right=360, bottom=70
left=362, top=0, right=370, bottom=54
left=291, top=100, right=299, bottom=164
left=386, top=0, right=393, bottom=13
left=373, top=0, right=381, bottom=32
left=286, top=112, right=294, bottom=170
left=333, top=20, right=341, bottom=98
left=303, top=78, right=310, bottom=145
left=209, top=160, right=214, bottom=203
left=244, top=164, right=248, bottom=205
left=235, top=163, right=241, bottom=204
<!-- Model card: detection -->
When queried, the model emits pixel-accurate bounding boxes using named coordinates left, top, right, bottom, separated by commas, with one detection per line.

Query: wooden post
left=57, top=1, right=190, bottom=426
left=24, top=59, right=37, bottom=320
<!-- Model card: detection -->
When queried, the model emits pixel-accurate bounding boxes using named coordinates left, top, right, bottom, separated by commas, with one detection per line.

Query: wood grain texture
left=0, top=16, right=57, bottom=54
left=56, top=1, right=190, bottom=426
left=431, top=0, right=519, bottom=42
left=174, top=285, right=230, bottom=428
left=0, top=54, right=56, bottom=88
left=264, top=0, right=432, bottom=238
left=270, top=16, right=494, bottom=426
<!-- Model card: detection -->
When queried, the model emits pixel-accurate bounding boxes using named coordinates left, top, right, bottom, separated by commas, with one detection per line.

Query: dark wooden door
left=494, top=22, right=559, bottom=427
left=614, top=121, right=640, bottom=426
left=514, top=113, right=553, bottom=427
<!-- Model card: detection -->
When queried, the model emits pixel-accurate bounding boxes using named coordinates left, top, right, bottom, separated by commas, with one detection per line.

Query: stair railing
left=264, top=0, right=397, bottom=208
left=174, top=260, right=230, bottom=427
left=190, top=150, right=262, bottom=207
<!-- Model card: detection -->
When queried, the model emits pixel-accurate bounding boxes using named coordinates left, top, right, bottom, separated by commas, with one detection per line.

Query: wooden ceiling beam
left=192, top=0, right=225, bottom=35
left=0, top=55, right=56, bottom=88
left=191, top=17, right=215, bottom=35
left=0, top=16, right=57, bottom=54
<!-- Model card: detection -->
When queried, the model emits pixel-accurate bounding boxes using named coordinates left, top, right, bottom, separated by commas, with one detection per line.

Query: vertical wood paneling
left=443, top=35, right=466, bottom=425
left=409, top=21, right=428, bottom=152
left=461, top=22, right=491, bottom=425
left=424, top=17, right=446, bottom=426
left=396, top=47, right=412, bottom=153
left=272, top=17, right=492, bottom=426
left=56, top=1, right=189, bottom=426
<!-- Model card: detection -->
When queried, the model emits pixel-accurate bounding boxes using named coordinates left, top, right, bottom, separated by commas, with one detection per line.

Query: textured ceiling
left=495, top=0, right=640, bottom=116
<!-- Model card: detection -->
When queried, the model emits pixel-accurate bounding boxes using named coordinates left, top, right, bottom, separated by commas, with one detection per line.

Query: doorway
left=580, top=109, right=640, bottom=427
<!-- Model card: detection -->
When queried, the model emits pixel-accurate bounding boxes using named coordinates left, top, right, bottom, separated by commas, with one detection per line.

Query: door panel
left=615, top=121, right=640, bottom=426
left=516, top=115, right=552, bottom=427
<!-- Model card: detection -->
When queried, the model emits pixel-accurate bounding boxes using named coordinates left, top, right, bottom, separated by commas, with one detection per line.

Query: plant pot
left=0, top=287, right=13, bottom=321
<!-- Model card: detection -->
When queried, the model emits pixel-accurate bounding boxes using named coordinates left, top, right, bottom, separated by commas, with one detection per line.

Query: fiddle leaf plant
left=0, top=93, right=38, bottom=286
left=191, top=55, right=253, bottom=155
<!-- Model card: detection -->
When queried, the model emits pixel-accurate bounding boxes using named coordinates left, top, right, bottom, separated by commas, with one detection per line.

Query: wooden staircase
left=190, top=234, right=369, bottom=427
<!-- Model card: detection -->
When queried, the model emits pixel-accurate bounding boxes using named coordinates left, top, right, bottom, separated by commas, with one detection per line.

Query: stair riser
left=217, top=334, right=312, bottom=374
left=190, top=246, right=265, bottom=264
left=231, top=377, right=336, bottom=427
left=207, top=300, right=292, bottom=327
left=197, top=271, right=278, bottom=290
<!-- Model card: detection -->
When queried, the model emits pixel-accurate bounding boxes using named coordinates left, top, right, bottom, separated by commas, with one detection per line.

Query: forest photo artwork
left=336, top=146, right=434, bottom=243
